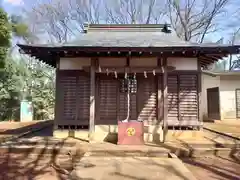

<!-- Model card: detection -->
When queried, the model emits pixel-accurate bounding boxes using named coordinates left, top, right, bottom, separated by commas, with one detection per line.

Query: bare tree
left=23, top=0, right=235, bottom=44
left=24, top=0, right=167, bottom=42
left=70, top=0, right=102, bottom=30
left=212, top=2, right=240, bottom=71
left=228, top=28, right=240, bottom=70
left=104, top=0, right=166, bottom=24
left=25, top=0, right=74, bottom=43
left=167, top=0, right=231, bottom=42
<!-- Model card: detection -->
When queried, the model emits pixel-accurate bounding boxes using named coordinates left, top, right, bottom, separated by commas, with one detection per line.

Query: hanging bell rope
left=114, top=71, right=118, bottom=78
left=161, top=66, right=164, bottom=74
left=153, top=69, right=156, bottom=76
left=144, top=71, right=147, bottom=78
left=122, top=74, right=130, bottom=123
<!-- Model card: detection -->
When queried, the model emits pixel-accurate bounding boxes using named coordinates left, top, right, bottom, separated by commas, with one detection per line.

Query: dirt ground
left=182, top=156, right=240, bottom=180
left=0, top=121, right=36, bottom=131
left=72, top=157, right=197, bottom=180
left=204, top=121, right=240, bottom=139
left=0, top=153, right=70, bottom=180
left=1, top=153, right=239, bottom=180
left=1, top=122, right=240, bottom=180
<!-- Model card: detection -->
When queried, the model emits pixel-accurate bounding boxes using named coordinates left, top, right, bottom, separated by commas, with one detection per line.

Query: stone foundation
left=53, top=125, right=204, bottom=143
left=53, top=130, right=89, bottom=140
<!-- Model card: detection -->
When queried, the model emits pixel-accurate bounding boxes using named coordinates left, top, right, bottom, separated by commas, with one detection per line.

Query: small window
left=120, top=76, right=137, bottom=93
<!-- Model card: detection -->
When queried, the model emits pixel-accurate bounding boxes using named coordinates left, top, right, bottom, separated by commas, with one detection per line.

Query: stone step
left=86, top=149, right=169, bottom=157
left=1, top=139, right=76, bottom=147
left=0, top=153, right=84, bottom=169
left=203, top=128, right=240, bottom=145
left=0, top=145, right=81, bottom=155
left=174, top=147, right=240, bottom=158
left=191, top=147, right=239, bottom=157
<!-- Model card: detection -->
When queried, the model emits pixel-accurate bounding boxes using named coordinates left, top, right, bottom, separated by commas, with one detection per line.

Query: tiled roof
left=63, top=31, right=190, bottom=47
left=16, top=24, right=240, bottom=67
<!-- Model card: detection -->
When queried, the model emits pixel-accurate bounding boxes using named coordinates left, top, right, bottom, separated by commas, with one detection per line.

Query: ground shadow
left=0, top=120, right=53, bottom=136
left=182, top=157, right=240, bottom=180
left=0, top=121, right=87, bottom=180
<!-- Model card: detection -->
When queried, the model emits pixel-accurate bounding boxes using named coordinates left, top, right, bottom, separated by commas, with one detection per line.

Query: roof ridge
left=83, top=23, right=171, bottom=33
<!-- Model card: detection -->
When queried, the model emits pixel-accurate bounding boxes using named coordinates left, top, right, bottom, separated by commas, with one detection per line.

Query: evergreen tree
left=0, top=8, right=11, bottom=69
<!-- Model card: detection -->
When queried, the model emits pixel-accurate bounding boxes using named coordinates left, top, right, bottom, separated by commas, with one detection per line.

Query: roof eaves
left=214, top=71, right=240, bottom=76
left=202, top=70, right=217, bottom=77
left=202, top=70, right=240, bottom=76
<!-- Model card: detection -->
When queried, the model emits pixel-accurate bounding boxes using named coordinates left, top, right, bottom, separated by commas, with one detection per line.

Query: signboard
left=20, top=100, right=33, bottom=122
left=126, top=127, right=136, bottom=136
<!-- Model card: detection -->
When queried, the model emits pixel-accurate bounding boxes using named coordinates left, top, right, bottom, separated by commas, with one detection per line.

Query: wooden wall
left=167, top=73, right=199, bottom=126
left=59, top=57, right=198, bottom=70
left=55, top=70, right=200, bottom=129
left=55, top=70, right=90, bottom=129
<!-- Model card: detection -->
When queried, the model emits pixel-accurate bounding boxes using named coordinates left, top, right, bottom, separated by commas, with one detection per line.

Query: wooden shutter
left=76, top=74, right=90, bottom=125
left=179, top=74, right=198, bottom=122
left=119, top=93, right=127, bottom=121
left=98, top=76, right=118, bottom=124
left=57, top=70, right=90, bottom=127
left=167, top=73, right=198, bottom=126
left=236, top=89, right=240, bottom=118
left=61, top=73, right=78, bottom=123
left=137, top=75, right=157, bottom=125
left=168, top=75, right=179, bottom=123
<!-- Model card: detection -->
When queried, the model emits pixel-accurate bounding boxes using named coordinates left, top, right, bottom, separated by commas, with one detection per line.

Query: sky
left=2, top=0, right=24, bottom=12
left=2, top=0, right=239, bottom=70
left=1, top=0, right=240, bottom=44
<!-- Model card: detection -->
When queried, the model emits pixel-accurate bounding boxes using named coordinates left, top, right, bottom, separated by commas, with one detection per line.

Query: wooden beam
left=89, top=58, right=96, bottom=138
left=162, top=57, right=168, bottom=143
left=90, top=66, right=176, bottom=73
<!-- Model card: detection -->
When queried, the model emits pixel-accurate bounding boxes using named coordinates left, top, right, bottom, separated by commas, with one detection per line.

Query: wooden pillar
left=54, top=56, right=60, bottom=130
left=162, top=57, right=168, bottom=142
left=197, top=57, right=202, bottom=129
left=157, top=57, right=163, bottom=124
left=89, top=58, right=96, bottom=137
